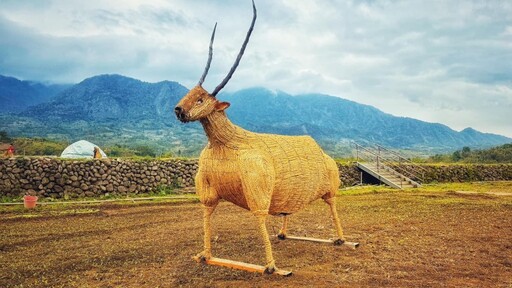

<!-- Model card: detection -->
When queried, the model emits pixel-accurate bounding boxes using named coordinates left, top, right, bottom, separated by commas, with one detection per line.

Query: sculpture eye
left=197, top=98, right=204, bottom=105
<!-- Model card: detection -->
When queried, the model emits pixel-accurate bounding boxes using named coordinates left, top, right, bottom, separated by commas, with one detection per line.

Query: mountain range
left=0, top=74, right=510, bottom=157
left=0, top=75, right=70, bottom=113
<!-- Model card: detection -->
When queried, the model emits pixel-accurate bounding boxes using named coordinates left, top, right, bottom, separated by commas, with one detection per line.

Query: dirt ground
left=1, top=186, right=511, bottom=287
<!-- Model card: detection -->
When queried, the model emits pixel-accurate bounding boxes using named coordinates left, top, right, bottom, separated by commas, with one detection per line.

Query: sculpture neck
left=200, top=111, right=240, bottom=147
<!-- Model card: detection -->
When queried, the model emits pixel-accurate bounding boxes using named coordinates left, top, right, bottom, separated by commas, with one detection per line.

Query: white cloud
left=0, top=0, right=511, bottom=138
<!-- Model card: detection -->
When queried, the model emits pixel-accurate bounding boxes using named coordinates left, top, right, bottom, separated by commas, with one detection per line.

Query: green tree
left=135, top=145, right=156, bottom=157
left=461, top=146, right=471, bottom=158
left=452, top=150, right=462, bottom=161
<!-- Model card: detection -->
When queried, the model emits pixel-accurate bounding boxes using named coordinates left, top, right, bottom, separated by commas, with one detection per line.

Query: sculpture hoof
left=333, top=239, right=345, bottom=246
left=264, top=266, right=276, bottom=274
left=277, top=233, right=286, bottom=240
left=193, top=252, right=210, bottom=263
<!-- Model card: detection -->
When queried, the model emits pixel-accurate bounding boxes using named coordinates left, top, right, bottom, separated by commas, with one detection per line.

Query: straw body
left=196, top=110, right=340, bottom=215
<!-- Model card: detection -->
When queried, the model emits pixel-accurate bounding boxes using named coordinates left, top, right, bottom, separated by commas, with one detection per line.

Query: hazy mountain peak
left=461, top=127, right=477, bottom=133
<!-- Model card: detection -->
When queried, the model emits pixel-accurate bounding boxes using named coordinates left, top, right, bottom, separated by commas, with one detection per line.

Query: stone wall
left=0, top=158, right=197, bottom=199
left=341, top=163, right=512, bottom=186
left=337, top=163, right=361, bottom=187
left=418, top=164, right=512, bottom=183
left=1, top=158, right=511, bottom=199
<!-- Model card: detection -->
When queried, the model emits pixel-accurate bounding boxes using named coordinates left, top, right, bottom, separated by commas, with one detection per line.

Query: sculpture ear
left=215, top=101, right=230, bottom=111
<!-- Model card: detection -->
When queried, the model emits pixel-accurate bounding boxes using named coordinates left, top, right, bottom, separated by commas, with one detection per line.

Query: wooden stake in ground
left=174, top=0, right=358, bottom=275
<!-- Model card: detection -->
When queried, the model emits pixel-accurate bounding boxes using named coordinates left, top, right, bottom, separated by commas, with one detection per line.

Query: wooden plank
left=285, top=235, right=333, bottom=243
left=343, top=241, right=360, bottom=249
left=203, top=257, right=292, bottom=276
left=280, top=235, right=360, bottom=249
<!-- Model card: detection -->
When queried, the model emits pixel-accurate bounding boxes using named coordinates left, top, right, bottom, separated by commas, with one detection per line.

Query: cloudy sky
left=1, top=0, right=511, bottom=137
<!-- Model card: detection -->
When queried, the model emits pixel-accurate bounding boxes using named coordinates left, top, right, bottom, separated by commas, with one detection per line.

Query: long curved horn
left=211, top=0, right=257, bottom=96
left=198, top=22, right=217, bottom=86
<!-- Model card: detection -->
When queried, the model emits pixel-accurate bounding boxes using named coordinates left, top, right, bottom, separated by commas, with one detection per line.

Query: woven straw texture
left=195, top=103, right=341, bottom=215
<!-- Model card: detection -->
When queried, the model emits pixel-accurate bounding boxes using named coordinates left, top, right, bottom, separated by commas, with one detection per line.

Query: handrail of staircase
left=353, top=143, right=408, bottom=187
left=352, top=142, right=383, bottom=172
left=374, top=144, right=426, bottom=183
left=353, top=142, right=381, bottom=162
left=353, top=142, right=377, bottom=160
left=384, top=161, right=424, bottom=184
left=375, top=144, right=429, bottom=173
left=353, top=142, right=424, bottom=184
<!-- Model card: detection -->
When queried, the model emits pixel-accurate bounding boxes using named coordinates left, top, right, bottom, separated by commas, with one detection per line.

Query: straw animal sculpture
left=175, top=0, right=357, bottom=275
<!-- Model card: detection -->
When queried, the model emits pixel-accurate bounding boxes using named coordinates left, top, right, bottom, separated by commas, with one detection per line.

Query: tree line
left=3, top=131, right=511, bottom=162
left=428, top=144, right=512, bottom=163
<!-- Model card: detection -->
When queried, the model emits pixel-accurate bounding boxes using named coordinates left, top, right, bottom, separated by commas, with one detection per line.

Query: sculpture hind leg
left=277, top=216, right=289, bottom=240
left=323, top=196, right=345, bottom=245
left=279, top=197, right=359, bottom=248
left=322, top=155, right=347, bottom=245
left=254, top=211, right=277, bottom=274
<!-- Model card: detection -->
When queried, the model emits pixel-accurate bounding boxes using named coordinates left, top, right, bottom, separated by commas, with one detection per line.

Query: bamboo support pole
left=278, top=235, right=360, bottom=249
left=199, top=257, right=292, bottom=276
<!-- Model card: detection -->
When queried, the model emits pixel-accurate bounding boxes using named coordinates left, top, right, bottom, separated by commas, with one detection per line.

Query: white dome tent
left=60, top=140, right=107, bottom=159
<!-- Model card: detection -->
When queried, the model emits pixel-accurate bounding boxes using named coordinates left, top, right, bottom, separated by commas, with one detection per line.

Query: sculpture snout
left=174, top=106, right=188, bottom=122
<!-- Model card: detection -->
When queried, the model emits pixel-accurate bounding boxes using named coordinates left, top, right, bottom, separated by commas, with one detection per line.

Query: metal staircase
left=353, top=142, right=427, bottom=189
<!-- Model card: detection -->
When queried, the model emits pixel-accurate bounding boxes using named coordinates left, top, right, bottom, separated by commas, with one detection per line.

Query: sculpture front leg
left=238, top=153, right=279, bottom=273
left=194, top=204, right=217, bottom=262
left=193, top=171, right=219, bottom=262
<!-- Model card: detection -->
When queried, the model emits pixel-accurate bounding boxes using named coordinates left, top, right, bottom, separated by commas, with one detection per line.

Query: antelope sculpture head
left=174, top=0, right=256, bottom=123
